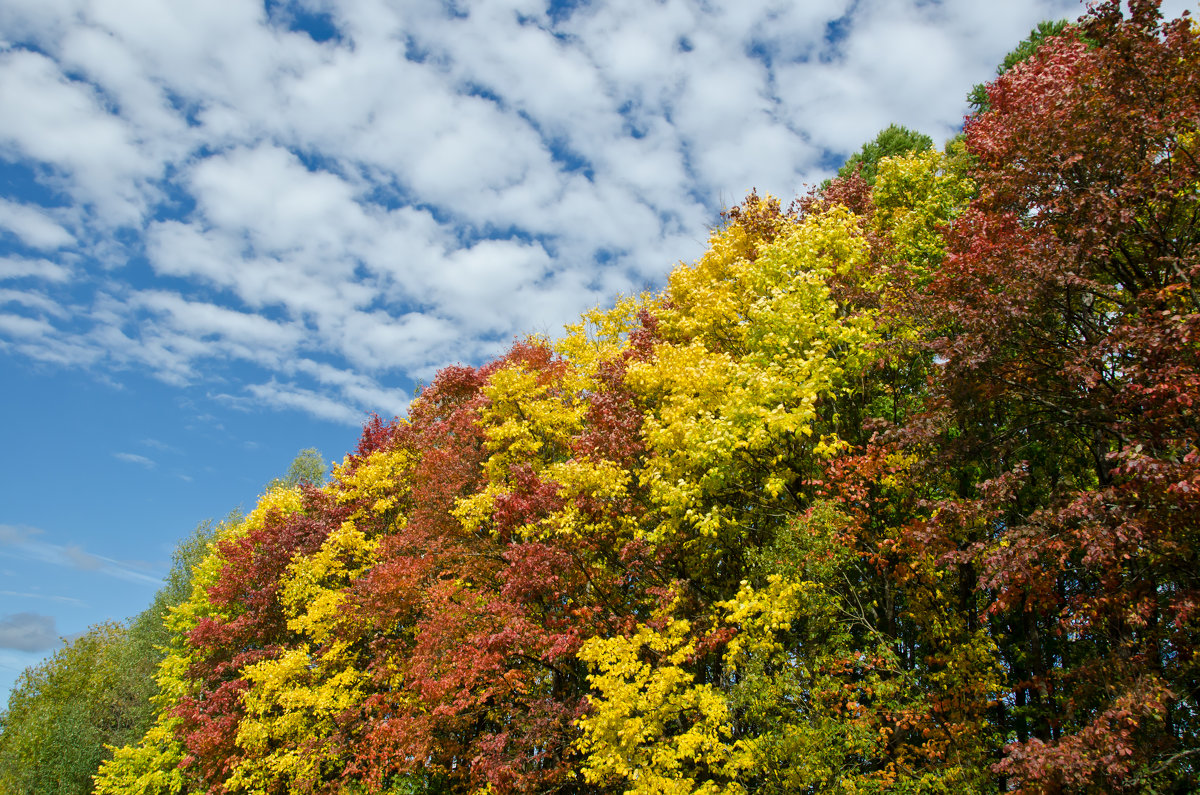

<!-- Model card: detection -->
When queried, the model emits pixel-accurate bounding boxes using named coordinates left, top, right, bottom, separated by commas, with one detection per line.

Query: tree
left=0, top=623, right=139, bottom=795
left=921, top=1, right=1200, bottom=788
left=833, top=124, right=934, bottom=186
left=267, top=447, right=327, bottom=491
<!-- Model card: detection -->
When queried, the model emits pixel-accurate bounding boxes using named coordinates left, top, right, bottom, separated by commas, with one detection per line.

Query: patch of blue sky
left=743, top=38, right=773, bottom=69
left=264, top=0, right=344, bottom=45
left=822, top=10, right=856, bottom=62
left=524, top=125, right=595, bottom=181
left=666, top=138, right=716, bottom=214
left=289, top=146, right=357, bottom=185
left=818, top=147, right=853, bottom=174
left=587, top=249, right=643, bottom=288
left=361, top=180, right=447, bottom=221
left=0, top=159, right=72, bottom=209
left=592, top=248, right=619, bottom=266
left=617, top=101, right=650, bottom=141
left=152, top=164, right=199, bottom=218
left=462, top=81, right=508, bottom=109
left=56, top=67, right=120, bottom=115
left=469, top=221, right=542, bottom=247
left=439, top=0, right=471, bottom=22
left=164, top=89, right=209, bottom=130
left=545, top=0, right=585, bottom=26
left=403, top=34, right=436, bottom=65
left=0, top=367, right=362, bottom=622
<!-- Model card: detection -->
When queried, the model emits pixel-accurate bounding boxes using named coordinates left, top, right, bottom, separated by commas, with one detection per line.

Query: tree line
left=2, top=1, right=1198, bottom=792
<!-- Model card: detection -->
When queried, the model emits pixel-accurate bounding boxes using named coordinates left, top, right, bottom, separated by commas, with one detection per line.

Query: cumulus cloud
left=0, top=199, right=74, bottom=250
left=1, top=0, right=1175, bottom=423
left=0, top=612, right=59, bottom=652
left=0, top=257, right=71, bottom=282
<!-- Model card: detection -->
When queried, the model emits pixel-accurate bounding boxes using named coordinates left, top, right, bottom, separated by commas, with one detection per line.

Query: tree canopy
left=6, top=2, right=1199, bottom=793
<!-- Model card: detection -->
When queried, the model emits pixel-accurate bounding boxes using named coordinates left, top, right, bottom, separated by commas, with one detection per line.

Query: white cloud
left=0, top=256, right=71, bottom=282
left=0, top=289, right=67, bottom=317
left=0, top=199, right=74, bottom=249
left=186, top=145, right=371, bottom=261
left=243, top=380, right=372, bottom=426
left=0, top=48, right=156, bottom=226
left=0, top=313, right=54, bottom=338
left=134, top=290, right=305, bottom=353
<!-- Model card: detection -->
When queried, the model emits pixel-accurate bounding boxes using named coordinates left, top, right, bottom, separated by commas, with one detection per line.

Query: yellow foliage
left=576, top=610, right=743, bottom=795
left=282, top=519, right=380, bottom=641
left=719, top=575, right=813, bottom=670
left=330, top=445, right=414, bottom=520
left=94, top=718, right=188, bottom=795
left=558, top=294, right=652, bottom=376
left=228, top=486, right=390, bottom=791
left=628, top=205, right=879, bottom=545
left=454, top=347, right=645, bottom=547
left=871, top=149, right=974, bottom=290
left=479, top=360, right=587, bottom=480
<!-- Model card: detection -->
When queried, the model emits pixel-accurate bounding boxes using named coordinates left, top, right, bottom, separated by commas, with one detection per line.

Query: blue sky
left=1, top=0, right=1193, bottom=700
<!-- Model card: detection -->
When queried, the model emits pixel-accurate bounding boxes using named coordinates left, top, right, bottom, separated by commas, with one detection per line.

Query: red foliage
left=920, top=1, right=1200, bottom=786
left=175, top=488, right=350, bottom=791
left=347, top=340, right=649, bottom=792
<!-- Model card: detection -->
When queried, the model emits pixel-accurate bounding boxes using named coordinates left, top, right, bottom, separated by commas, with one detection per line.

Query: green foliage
left=126, top=514, right=226, bottom=662
left=267, top=446, right=327, bottom=491
left=0, top=515, right=222, bottom=795
left=0, top=624, right=144, bottom=795
left=833, top=123, right=933, bottom=186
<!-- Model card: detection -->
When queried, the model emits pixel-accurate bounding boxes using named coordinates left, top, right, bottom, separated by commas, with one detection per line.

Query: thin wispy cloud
left=0, top=590, right=87, bottom=607
left=113, top=452, right=156, bottom=468
left=0, top=524, right=163, bottom=586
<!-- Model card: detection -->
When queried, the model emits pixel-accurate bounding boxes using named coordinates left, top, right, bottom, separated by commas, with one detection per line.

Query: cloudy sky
left=1, top=0, right=1193, bottom=698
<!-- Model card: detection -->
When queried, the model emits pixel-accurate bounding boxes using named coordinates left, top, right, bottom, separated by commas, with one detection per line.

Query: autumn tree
left=920, top=1, right=1200, bottom=789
